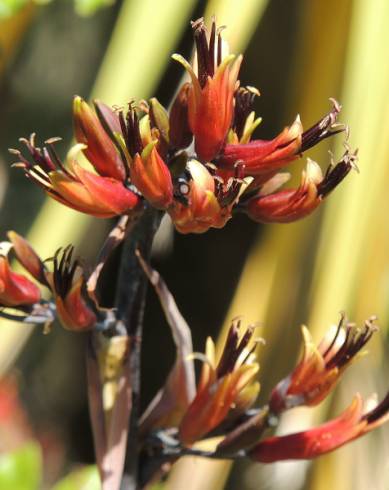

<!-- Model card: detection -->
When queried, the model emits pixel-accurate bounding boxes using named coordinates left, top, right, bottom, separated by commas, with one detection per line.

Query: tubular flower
left=49, top=247, right=96, bottom=332
left=73, top=96, right=126, bottom=181
left=249, top=392, right=389, bottom=462
left=173, top=18, right=242, bottom=161
left=269, top=315, right=378, bottom=414
left=168, top=160, right=249, bottom=234
left=11, top=135, right=140, bottom=218
left=7, top=231, right=49, bottom=287
left=179, top=319, right=260, bottom=446
left=218, top=99, right=345, bottom=176
left=0, top=241, right=41, bottom=307
left=245, top=148, right=356, bottom=224
left=118, top=107, right=173, bottom=209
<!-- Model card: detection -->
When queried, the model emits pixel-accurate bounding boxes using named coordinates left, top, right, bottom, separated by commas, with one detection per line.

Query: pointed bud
left=149, top=97, right=170, bottom=148
left=0, top=244, right=41, bottom=307
left=169, top=83, right=193, bottom=150
left=129, top=143, right=173, bottom=209
left=73, top=96, right=126, bottom=181
left=7, top=231, right=48, bottom=286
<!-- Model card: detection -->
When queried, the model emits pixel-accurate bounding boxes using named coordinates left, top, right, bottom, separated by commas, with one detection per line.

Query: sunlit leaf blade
left=0, top=442, right=42, bottom=490
left=0, top=0, right=29, bottom=18
left=52, top=465, right=100, bottom=490
left=74, top=0, right=115, bottom=16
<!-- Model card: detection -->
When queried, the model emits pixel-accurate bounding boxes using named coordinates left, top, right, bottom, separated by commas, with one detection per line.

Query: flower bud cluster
left=11, top=19, right=354, bottom=233
left=0, top=232, right=96, bottom=332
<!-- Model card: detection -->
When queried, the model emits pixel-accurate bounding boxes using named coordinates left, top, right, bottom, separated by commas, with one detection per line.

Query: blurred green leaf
left=0, top=442, right=42, bottom=490
left=0, top=0, right=114, bottom=18
left=0, top=0, right=28, bottom=18
left=74, top=0, right=115, bottom=16
left=52, top=466, right=100, bottom=490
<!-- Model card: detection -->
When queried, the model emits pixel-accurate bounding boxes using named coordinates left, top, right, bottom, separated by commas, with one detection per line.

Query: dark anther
left=325, top=315, right=378, bottom=370
left=301, top=99, right=346, bottom=153
left=233, top=87, right=260, bottom=140
left=191, top=18, right=224, bottom=89
left=52, top=246, right=78, bottom=299
left=317, top=148, right=358, bottom=198
left=119, top=105, right=143, bottom=158
left=364, top=390, right=389, bottom=424
left=215, top=161, right=245, bottom=208
left=216, top=320, right=255, bottom=378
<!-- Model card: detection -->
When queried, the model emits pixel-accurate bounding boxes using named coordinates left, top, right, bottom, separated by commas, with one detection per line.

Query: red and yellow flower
left=179, top=320, right=260, bottom=445
left=269, top=315, right=378, bottom=413
left=249, top=392, right=389, bottom=462
left=173, top=18, right=242, bottom=161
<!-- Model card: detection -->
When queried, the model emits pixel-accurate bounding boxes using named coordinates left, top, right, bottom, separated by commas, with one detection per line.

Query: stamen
left=317, top=149, right=358, bottom=198
left=233, top=87, right=260, bottom=139
left=120, top=106, right=143, bottom=158
left=52, top=246, right=78, bottom=298
left=364, top=391, right=389, bottom=424
left=301, top=99, right=345, bottom=153
left=322, top=312, right=346, bottom=359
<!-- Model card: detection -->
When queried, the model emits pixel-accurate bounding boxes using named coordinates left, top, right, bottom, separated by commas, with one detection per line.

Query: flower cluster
left=11, top=19, right=354, bottom=233
left=0, top=232, right=96, bottom=332
left=142, top=309, right=389, bottom=464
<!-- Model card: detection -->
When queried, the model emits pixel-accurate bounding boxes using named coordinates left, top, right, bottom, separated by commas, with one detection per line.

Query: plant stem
left=115, top=206, right=162, bottom=489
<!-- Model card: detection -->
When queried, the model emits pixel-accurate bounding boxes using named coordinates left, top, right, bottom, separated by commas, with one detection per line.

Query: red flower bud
left=0, top=243, right=41, bottom=307
left=73, top=96, right=126, bottom=181
left=7, top=231, right=48, bottom=286
left=249, top=392, right=389, bottom=462
left=169, top=83, right=193, bottom=150
left=129, top=143, right=173, bottom=209
left=173, top=19, right=242, bottom=161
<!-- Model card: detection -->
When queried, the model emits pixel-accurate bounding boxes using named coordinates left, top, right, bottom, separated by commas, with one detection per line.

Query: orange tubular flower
left=0, top=242, right=41, bottom=307
left=249, top=392, right=389, bottom=462
left=179, top=320, right=260, bottom=446
left=73, top=96, right=126, bottom=181
left=218, top=99, right=345, bottom=176
left=269, top=315, right=378, bottom=414
left=173, top=18, right=242, bottom=161
left=245, top=149, right=356, bottom=224
left=119, top=108, right=173, bottom=210
left=11, top=135, right=140, bottom=218
left=7, top=231, right=49, bottom=286
left=50, top=247, right=96, bottom=332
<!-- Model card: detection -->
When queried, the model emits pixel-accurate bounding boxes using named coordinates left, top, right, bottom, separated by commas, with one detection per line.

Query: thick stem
left=115, top=206, right=162, bottom=489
